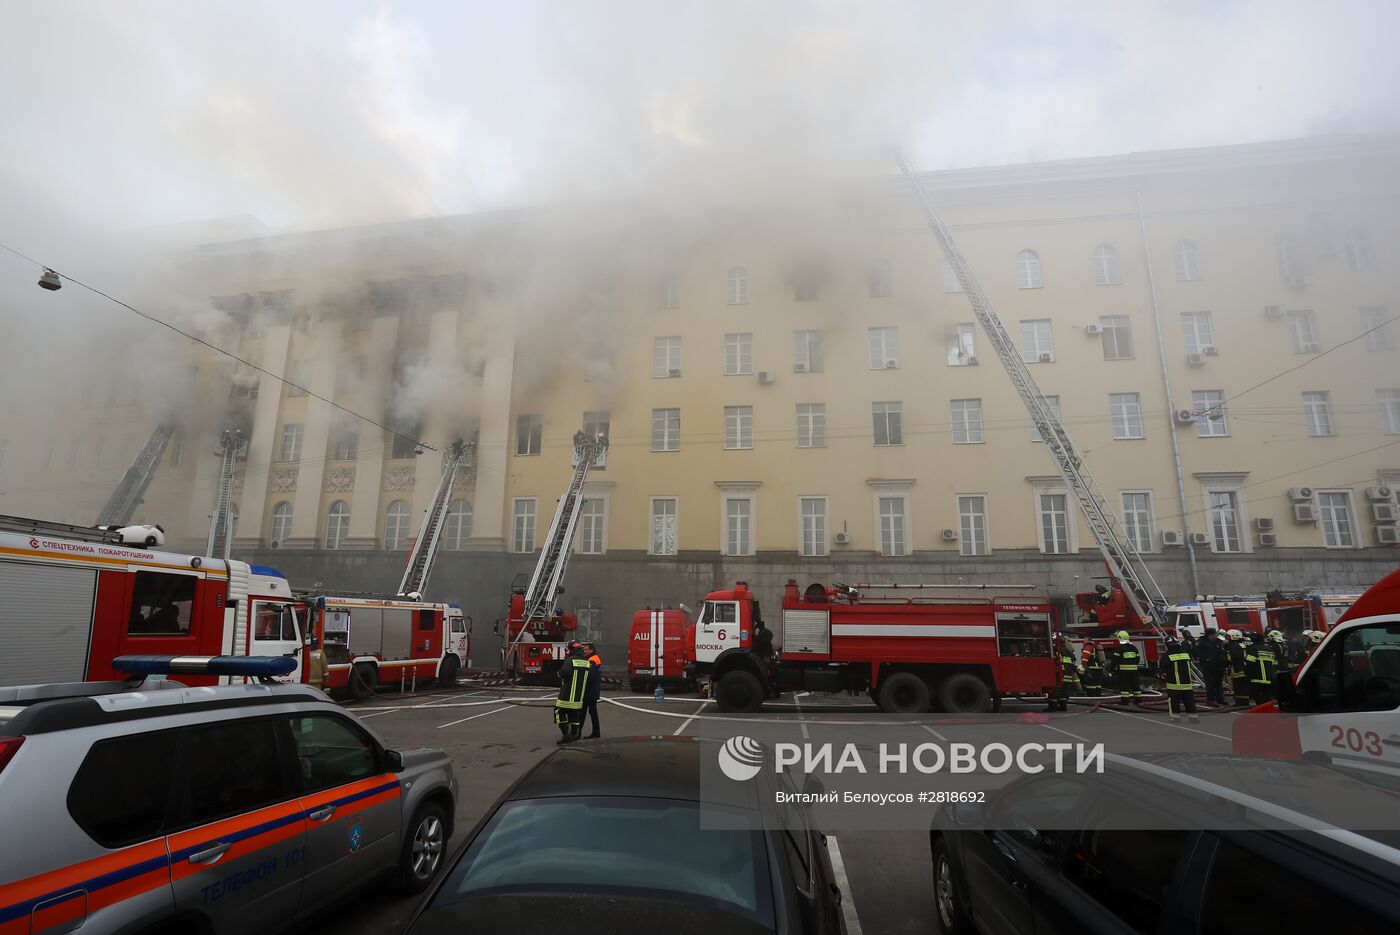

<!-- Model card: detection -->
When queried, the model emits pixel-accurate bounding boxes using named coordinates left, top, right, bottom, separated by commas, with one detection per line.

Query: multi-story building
left=3, top=135, right=1397, bottom=661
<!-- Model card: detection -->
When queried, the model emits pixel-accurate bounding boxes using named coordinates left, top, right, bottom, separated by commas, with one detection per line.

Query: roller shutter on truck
left=783, top=609, right=830, bottom=654
left=0, top=561, right=97, bottom=686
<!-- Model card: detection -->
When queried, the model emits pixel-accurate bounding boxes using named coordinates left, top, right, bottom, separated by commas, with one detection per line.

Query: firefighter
left=1245, top=633, right=1276, bottom=705
left=1267, top=628, right=1292, bottom=676
left=1080, top=640, right=1105, bottom=696
left=582, top=641, right=603, bottom=739
left=1181, top=629, right=1199, bottom=661
left=1086, top=584, right=1112, bottom=622
left=1106, top=631, right=1142, bottom=705
left=554, top=641, right=592, bottom=744
left=1196, top=628, right=1227, bottom=706
left=1226, top=629, right=1251, bottom=706
left=1048, top=635, right=1081, bottom=710
left=1161, top=637, right=1199, bottom=723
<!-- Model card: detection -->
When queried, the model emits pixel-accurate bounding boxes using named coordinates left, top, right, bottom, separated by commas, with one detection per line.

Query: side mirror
left=385, top=749, right=406, bottom=772
left=1273, top=671, right=1300, bottom=711
left=952, top=802, right=985, bottom=826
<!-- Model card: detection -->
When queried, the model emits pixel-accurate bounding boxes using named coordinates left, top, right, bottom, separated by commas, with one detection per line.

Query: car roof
left=509, top=737, right=762, bottom=807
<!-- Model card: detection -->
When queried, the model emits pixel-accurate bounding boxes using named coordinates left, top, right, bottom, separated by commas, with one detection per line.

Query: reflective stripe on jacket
left=1164, top=651, right=1193, bottom=691
left=556, top=657, right=591, bottom=709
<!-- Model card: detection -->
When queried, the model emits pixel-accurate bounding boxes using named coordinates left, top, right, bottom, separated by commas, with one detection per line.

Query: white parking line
left=795, top=693, right=810, bottom=740
left=923, top=724, right=949, bottom=742
left=672, top=701, right=710, bottom=736
left=1041, top=722, right=1093, bottom=743
left=1099, top=705, right=1233, bottom=740
left=437, top=705, right=514, bottom=729
left=825, top=836, right=863, bottom=935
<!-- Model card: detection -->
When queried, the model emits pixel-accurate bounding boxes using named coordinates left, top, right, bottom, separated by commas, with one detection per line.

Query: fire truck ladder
left=503, top=432, right=608, bottom=663
left=0, top=513, right=128, bottom=545
left=205, top=428, right=242, bottom=561
left=397, top=438, right=475, bottom=598
left=95, top=421, right=177, bottom=526
left=897, top=154, right=1177, bottom=651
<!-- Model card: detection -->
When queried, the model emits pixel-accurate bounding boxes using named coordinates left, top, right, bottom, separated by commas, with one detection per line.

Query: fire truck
left=0, top=514, right=300, bottom=688
left=303, top=594, right=469, bottom=699
left=628, top=606, right=695, bottom=692
left=690, top=579, right=1062, bottom=714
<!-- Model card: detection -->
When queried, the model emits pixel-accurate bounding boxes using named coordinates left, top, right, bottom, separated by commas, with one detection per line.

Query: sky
left=0, top=0, right=1397, bottom=238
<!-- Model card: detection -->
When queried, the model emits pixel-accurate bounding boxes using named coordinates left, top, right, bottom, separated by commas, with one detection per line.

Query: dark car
left=407, top=737, right=845, bottom=935
left=930, top=753, right=1400, bottom=935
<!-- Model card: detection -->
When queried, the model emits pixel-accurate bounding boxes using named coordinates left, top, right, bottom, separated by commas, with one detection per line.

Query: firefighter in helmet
left=1048, top=634, right=1080, bottom=711
left=554, top=641, right=592, bottom=744
left=1160, top=636, right=1199, bottom=723
left=1086, top=583, right=1113, bottom=622
left=1225, top=629, right=1251, bottom=706
left=1195, top=628, right=1227, bottom=706
left=1244, top=632, right=1276, bottom=705
left=1080, top=640, right=1105, bottom=697
left=1105, top=631, right=1142, bottom=705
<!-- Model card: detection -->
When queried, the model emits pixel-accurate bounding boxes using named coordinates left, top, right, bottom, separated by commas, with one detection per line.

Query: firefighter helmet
left=1268, top=629, right=1285, bottom=643
left=1309, top=630, right=1324, bottom=643
left=1228, top=628, right=1243, bottom=640
left=1115, top=630, right=1130, bottom=642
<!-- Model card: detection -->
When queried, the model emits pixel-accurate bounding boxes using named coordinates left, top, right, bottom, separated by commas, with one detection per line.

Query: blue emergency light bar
left=112, top=655, right=297, bottom=678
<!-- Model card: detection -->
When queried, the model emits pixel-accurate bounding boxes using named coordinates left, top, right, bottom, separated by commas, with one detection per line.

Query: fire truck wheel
left=715, top=670, right=765, bottom=713
left=938, top=674, right=992, bottom=714
left=877, top=672, right=931, bottom=714
left=397, top=802, right=448, bottom=893
left=349, top=663, right=376, bottom=700
left=438, top=655, right=459, bottom=688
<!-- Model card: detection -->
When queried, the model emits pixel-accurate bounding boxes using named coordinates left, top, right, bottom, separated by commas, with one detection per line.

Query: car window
left=68, top=729, right=178, bottom=847
left=288, top=714, right=378, bottom=792
left=419, top=609, right=435, bottom=631
left=174, top=718, right=289, bottom=826
left=1062, top=795, right=1192, bottom=932
left=990, top=776, right=1087, bottom=859
left=1200, top=838, right=1390, bottom=934
left=1305, top=623, right=1400, bottom=712
left=451, top=616, right=467, bottom=634
left=128, top=571, right=196, bottom=636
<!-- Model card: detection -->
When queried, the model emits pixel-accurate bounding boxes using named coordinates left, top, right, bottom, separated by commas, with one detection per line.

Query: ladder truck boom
left=95, top=421, right=177, bottom=526
left=206, top=428, right=242, bottom=560
left=397, top=438, right=475, bottom=598
left=896, top=154, right=1174, bottom=643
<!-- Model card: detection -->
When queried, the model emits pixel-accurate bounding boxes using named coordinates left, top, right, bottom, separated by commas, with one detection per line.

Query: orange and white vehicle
left=306, top=594, right=469, bottom=699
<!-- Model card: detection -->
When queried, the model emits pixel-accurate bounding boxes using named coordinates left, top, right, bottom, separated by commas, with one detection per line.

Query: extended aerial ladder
left=0, top=514, right=130, bottom=545
left=397, top=438, right=475, bottom=598
left=205, top=428, right=242, bottom=561
left=95, top=421, right=177, bottom=527
left=897, top=154, right=1177, bottom=648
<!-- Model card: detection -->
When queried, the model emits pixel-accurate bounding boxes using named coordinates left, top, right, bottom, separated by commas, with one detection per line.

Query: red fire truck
left=690, top=579, right=1062, bottom=714
left=628, top=606, right=695, bottom=692
left=306, top=594, right=470, bottom=699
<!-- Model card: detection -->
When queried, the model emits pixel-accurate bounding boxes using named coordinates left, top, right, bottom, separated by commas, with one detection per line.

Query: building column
left=221, top=325, right=289, bottom=552
left=408, top=309, right=464, bottom=526
left=344, top=315, right=399, bottom=548
left=467, top=314, right=515, bottom=550
left=286, top=328, right=343, bottom=547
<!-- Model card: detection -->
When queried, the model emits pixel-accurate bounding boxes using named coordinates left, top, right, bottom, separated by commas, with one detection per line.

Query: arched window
left=270, top=501, right=293, bottom=544
left=1016, top=250, right=1042, bottom=289
left=1274, top=233, right=1304, bottom=284
left=1093, top=244, right=1120, bottom=285
left=383, top=499, right=411, bottom=550
left=1344, top=227, right=1374, bottom=272
left=325, top=501, right=350, bottom=550
left=727, top=266, right=749, bottom=305
left=442, top=499, right=473, bottom=550
left=1173, top=239, right=1201, bottom=281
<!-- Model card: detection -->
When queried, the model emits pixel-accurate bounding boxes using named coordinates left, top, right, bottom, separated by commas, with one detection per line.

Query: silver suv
left=0, top=657, right=457, bottom=935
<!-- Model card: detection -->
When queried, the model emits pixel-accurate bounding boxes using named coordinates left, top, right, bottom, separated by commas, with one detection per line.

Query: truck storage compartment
left=783, top=609, right=830, bottom=654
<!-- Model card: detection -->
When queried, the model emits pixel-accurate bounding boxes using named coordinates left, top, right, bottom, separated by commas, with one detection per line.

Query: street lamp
left=37, top=268, right=61, bottom=291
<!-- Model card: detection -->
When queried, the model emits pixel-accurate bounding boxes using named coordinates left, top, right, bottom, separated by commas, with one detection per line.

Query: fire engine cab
left=690, top=579, right=1062, bottom=714
left=306, top=594, right=469, bottom=699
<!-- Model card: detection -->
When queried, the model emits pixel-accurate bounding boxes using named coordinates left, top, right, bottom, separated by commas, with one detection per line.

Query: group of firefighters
left=1054, top=625, right=1324, bottom=721
left=553, top=639, right=604, bottom=743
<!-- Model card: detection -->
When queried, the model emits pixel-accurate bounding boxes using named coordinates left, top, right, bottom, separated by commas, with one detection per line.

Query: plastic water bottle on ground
left=653, top=685, right=665, bottom=703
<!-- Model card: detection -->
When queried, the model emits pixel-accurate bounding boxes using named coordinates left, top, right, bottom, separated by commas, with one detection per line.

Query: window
left=1343, top=227, right=1374, bottom=272
left=796, top=403, right=826, bottom=448
left=68, top=731, right=177, bottom=848
left=987, top=776, right=1086, bottom=858
left=1110, top=393, right=1144, bottom=439
left=725, top=406, right=753, bottom=449
left=1020, top=319, right=1053, bottom=362
left=1192, top=390, right=1228, bottom=437
left=800, top=497, right=827, bottom=557
left=1303, top=391, right=1333, bottom=436
left=651, top=408, right=680, bottom=451
left=947, top=323, right=975, bottom=366
left=383, top=500, right=411, bottom=549
left=1180, top=311, right=1215, bottom=355
left=128, top=572, right=196, bottom=635
left=169, top=435, right=184, bottom=468
left=1038, top=493, right=1070, bottom=554
left=234, top=375, right=259, bottom=400
left=868, top=259, right=892, bottom=298
left=574, top=599, right=603, bottom=643
left=273, top=424, right=302, bottom=463
left=390, top=425, right=420, bottom=460
left=1274, top=233, right=1304, bottom=283
left=288, top=715, right=376, bottom=793
left=1093, top=245, right=1120, bottom=285
left=1361, top=306, right=1392, bottom=350
left=1380, top=389, right=1400, bottom=434
left=325, top=501, right=350, bottom=550
left=958, top=496, right=988, bottom=556
left=868, top=327, right=899, bottom=369
left=660, top=272, right=679, bottom=309
left=1100, top=315, right=1133, bottom=359
left=650, top=498, right=677, bottom=555
left=725, top=332, right=753, bottom=375
left=951, top=398, right=983, bottom=444
left=1287, top=310, right=1318, bottom=352
left=653, top=336, right=682, bottom=377
left=1206, top=490, right=1242, bottom=553
left=1062, top=799, right=1190, bottom=934
left=516, top=414, right=542, bottom=456
left=727, top=267, right=749, bottom=305
left=1301, top=622, right=1400, bottom=713
left=442, top=499, right=472, bottom=549
left=725, top=498, right=752, bottom=556
left=270, top=502, right=293, bottom=543
left=1029, top=395, right=1061, bottom=442
left=286, top=360, right=308, bottom=396
left=330, top=424, right=358, bottom=461
left=512, top=499, right=537, bottom=552
left=878, top=497, right=907, bottom=556
left=1318, top=491, right=1356, bottom=548
left=178, top=719, right=288, bottom=826
left=1121, top=492, right=1154, bottom=553
left=1016, top=249, right=1043, bottom=289
left=336, top=355, right=363, bottom=395
left=583, top=410, right=610, bottom=442
left=253, top=602, right=298, bottom=642
left=1173, top=239, right=1201, bottom=281
left=579, top=498, right=605, bottom=554
left=941, top=258, right=963, bottom=293
left=793, top=330, right=823, bottom=372
left=793, top=275, right=818, bottom=302
left=873, top=401, right=903, bottom=446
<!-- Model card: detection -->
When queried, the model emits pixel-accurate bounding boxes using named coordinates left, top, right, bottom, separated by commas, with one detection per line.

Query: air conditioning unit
left=966, top=355, right=979, bottom=366
left=1301, top=342, right=1320, bottom=353
left=1264, top=305, right=1284, bottom=319
left=757, top=371, right=773, bottom=385
left=1175, top=409, right=1197, bottom=425
left=794, top=362, right=808, bottom=372
left=1161, top=530, right=1184, bottom=547
left=1364, top=485, right=1394, bottom=501
left=268, top=540, right=281, bottom=549
left=941, top=528, right=959, bottom=541
left=1293, top=503, right=1318, bottom=524
left=1372, top=502, right=1399, bottom=524
left=1253, top=517, right=1275, bottom=532
left=833, top=531, right=851, bottom=545
left=885, top=359, right=898, bottom=369
left=668, top=368, right=681, bottom=378
left=1187, top=352, right=1206, bottom=366
left=1038, top=352, right=1052, bottom=363
left=1377, top=526, right=1400, bottom=546
left=1257, top=533, right=1278, bottom=547
left=1288, top=486, right=1315, bottom=501
left=1085, top=323, right=1103, bottom=335
left=1201, top=345, right=1219, bottom=356
left=1189, top=532, right=1211, bottom=546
